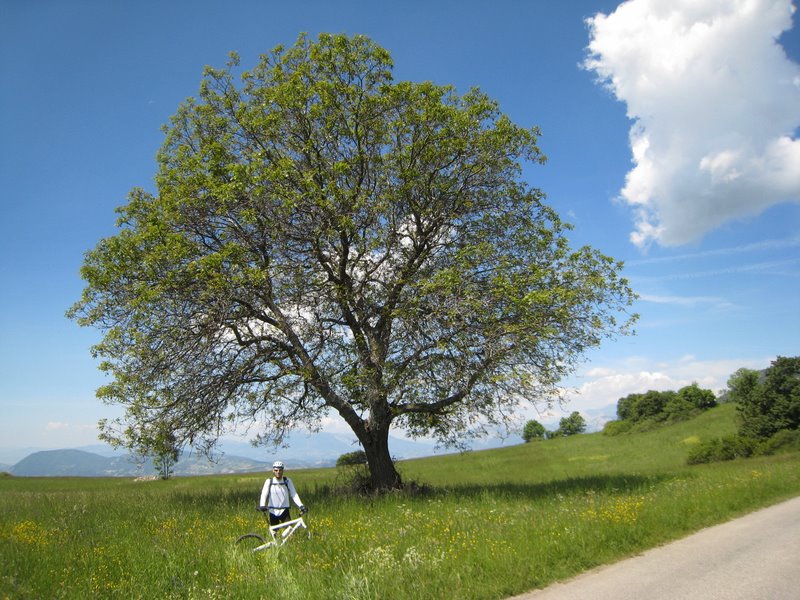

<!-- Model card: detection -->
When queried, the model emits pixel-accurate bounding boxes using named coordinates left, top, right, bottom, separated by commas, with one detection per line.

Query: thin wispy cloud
left=638, top=294, right=734, bottom=309
left=631, top=257, right=800, bottom=281
left=585, top=0, right=800, bottom=248
left=626, top=236, right=800, bottom=266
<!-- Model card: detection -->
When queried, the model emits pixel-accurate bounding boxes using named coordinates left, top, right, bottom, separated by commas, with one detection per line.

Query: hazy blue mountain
left=216, top=430, right=441, bottom=465
left=9, top=448, right=273, bottom=477
left=75, top=443, right=129, bottom=458
left=12, top=449, right=118, bottom=476
left=216, top=432, right=359, bottom=466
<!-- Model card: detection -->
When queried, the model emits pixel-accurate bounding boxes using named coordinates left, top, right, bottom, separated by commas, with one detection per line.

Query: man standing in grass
left=259, top=461, right=307, bottom=525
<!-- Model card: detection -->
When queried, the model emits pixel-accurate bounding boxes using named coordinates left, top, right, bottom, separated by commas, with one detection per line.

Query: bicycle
left=236, top=511, right=311, bottom=552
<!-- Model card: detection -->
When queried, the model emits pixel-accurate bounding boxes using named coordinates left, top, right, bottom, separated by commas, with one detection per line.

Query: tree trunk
left=359, top=423, right=403, bottom=492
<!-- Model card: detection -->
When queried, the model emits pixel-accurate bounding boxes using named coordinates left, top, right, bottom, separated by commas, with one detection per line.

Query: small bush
left=522, top=419, right=547, bottom=442
left=759, top=429, right=800, bottom=455
left=557, top=412, right=587, bottom=436
left=334, top=465, right=372, bottom=495
left=336, top=450, right=368, bottom=467
left=687, top=435, right=758, bottom=465
left=602, top=420, right=632, bottom=436
left=333, top=450, right=371, bottom=496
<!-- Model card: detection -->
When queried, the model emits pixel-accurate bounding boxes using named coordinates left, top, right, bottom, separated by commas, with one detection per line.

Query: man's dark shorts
left=269, top=508, right=290, bottom=526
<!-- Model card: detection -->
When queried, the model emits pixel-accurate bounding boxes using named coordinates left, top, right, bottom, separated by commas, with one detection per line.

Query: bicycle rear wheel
left=235, top=533, right=271, bottom=552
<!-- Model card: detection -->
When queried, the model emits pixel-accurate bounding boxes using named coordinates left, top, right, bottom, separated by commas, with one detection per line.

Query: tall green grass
left=2, top=404, right=799, bottom=599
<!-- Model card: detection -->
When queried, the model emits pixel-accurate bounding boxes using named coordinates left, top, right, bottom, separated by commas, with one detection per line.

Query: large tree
left=69, top=34, right=636, bottom=491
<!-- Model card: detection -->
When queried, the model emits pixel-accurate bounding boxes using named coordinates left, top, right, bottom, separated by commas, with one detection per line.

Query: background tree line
left=603, top=382, right=717, bottom=435
left=537, top=356, right=799, bottom=463
left=522, top=411, right=586, bottom=442
left=688, top=356, right=800, bottom=464
left=522, top=380, right=719, bottom=442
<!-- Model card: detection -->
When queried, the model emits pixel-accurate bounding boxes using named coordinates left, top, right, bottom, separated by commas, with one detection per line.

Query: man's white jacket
left=259, top=476, right=303, bottom=516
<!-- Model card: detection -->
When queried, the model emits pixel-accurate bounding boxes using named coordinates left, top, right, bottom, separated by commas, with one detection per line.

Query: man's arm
left=259, top=478, right=271, bottom=509
left=286, top=478, right=305, bottom=511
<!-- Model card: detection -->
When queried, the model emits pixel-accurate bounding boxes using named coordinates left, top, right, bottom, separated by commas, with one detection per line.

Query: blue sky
left=1, top=0, right=798, bottom=454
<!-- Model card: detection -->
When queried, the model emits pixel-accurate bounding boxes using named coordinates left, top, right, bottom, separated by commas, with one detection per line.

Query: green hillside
left=400, top=402, right=740, bottom=487
left=2, top=403, right=798, bottom=600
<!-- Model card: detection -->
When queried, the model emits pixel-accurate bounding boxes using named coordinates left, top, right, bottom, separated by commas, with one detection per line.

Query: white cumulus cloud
left=585, top=0, right=800, bottom=248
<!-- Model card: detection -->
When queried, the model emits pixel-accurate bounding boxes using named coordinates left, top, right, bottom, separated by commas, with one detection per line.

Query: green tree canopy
left=730, top=357, right=800, bottom=439
left=556, top=411, right=587, bottom=436
left=336, top=450, right=368, bottom=467
left=677, top=382, right=717, bottom=410
left=615, top=383, right=715, bottom=426
left=69, top=33, right=637, bottom=491
left=522, top=419, right=547, bottom=442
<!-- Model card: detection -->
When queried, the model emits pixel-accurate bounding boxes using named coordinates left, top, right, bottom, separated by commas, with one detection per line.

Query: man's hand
left=299, top=505, right=308, bottom=515
left=258, top=506, right=268, bottom=512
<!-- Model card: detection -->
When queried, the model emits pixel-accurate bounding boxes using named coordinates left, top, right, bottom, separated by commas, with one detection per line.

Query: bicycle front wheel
left=235, top=533, right=271, bottom=552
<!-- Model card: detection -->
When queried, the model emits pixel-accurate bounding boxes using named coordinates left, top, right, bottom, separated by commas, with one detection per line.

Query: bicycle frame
left=270, top=516, right=308, bottom=545
left=237, top=516, right=309, bottom=552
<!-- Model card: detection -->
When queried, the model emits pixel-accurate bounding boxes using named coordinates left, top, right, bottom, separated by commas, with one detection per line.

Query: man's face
left=273, top=467, right=284, bottom=477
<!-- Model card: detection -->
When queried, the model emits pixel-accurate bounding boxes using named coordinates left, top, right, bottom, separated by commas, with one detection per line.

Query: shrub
left=759, top=429, right=800, bottom=455
left=555, top=412, right=586, bottom=437
left=522, top=420, right=547, bottom=442
left=615, top=383, right=716, bottom=432
left=602, top=420, right=632, bottom=436
left=336, top=450, right=368, bottom=467
left=687, top=435, right=758, bottom=465
left=662, top=397, right=697, bottom=422
left=677, top=382, right=717, bottom=410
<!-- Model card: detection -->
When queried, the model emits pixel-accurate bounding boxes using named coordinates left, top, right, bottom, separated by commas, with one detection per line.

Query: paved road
left=509, top=495, right=800, bottom=600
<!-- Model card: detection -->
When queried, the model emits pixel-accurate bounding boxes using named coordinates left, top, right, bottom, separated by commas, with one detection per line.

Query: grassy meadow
left=2, top=403, right=799, bottom=599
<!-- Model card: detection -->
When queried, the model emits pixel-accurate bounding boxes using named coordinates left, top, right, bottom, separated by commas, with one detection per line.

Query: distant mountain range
left=0, top=430, right=519, bottom=477
left=7, top=448, right=272, bottom=477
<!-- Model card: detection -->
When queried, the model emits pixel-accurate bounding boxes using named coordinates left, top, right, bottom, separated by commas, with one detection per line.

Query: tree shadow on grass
left=166, top=472, right=674, bottom=509
left=428, top=473, right=671, bottom=503
left=294, top=472, right=674, bottom=506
